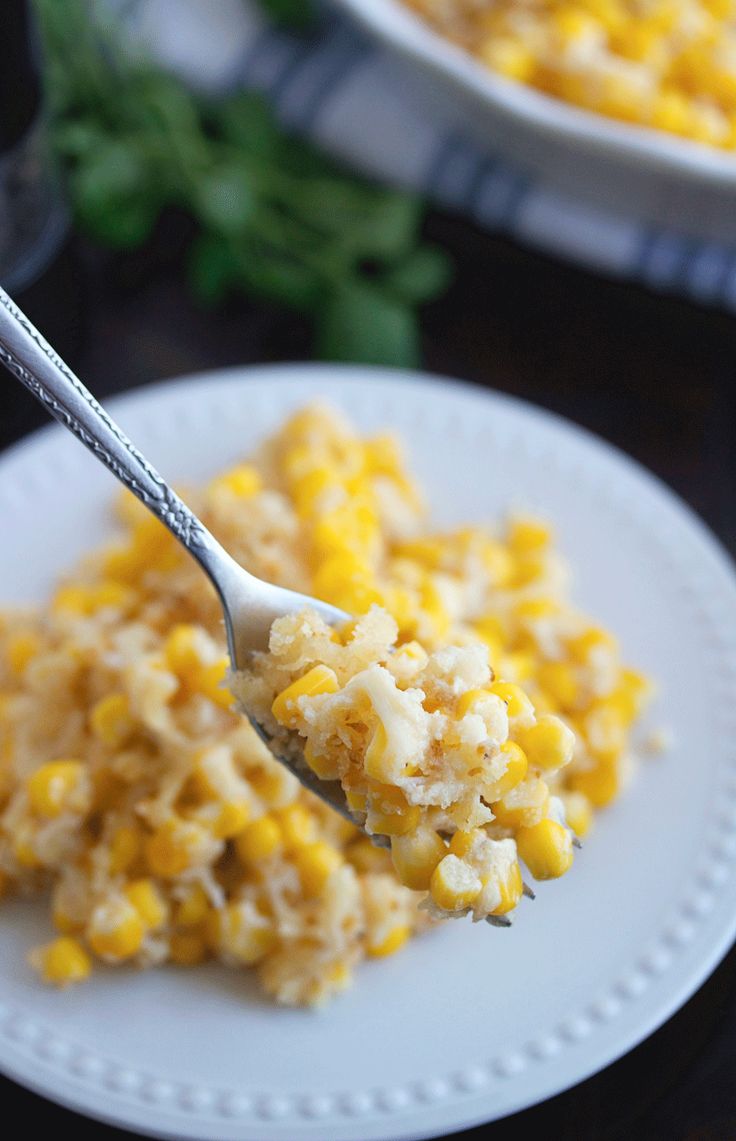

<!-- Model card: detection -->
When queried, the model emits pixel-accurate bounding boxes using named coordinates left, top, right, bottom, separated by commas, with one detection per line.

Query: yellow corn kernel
left=290, top=465, right=341, bottom=515
left=364, top=722, right=401, bottom=784
left=473, top=614, right=505, bottom=647
left=367, top=923, right=411, bottom=958
left=367, top=805, right=421, bottom=837
left=90, top=693, right=134, bottom=748
left=104, top=517, right=177, bottom=581
left=293, top=840, right=342, bottom=897
left=53, top=581, right=135, bottom=616
left=611, top=668, right=652, bottom=723
left=52, top=902, right=81, bottom=934
left=704, top=0, right=731, bottom=16
left=97, top=580, right=139, bottom=610
left=650, top=89, right=695, bottom=136
left=393, top=639, right=428, bottom=668
left=509, top=517, right=551, bottom=552
left=145, top=819, right=200, bottom=878
left=367, top=785, right=421, bottom=837
left=611, top=21, right=660, bottom=61
left=345, top=837, right=392, bottom=873
left=363, top=432, right=403, bottom=475
left=311, top=511, right=377, bottom=565
left=33, top=936, right=92, bottom=987
left=211, top=800, right=250, bottom=839
left=491, top=861, right=524, bottom=915
left=281, top=406, right=333, bottom=441
left=492, top=777, right=550, bottom=829
left=51, top=585, right=95, bottom=615
left=490, top=740, right=529, bottom=799
left=516, top=819, right=574, bottom=880
left=88, top=897, right=145, bottom=961
left=448, top=829, right=477, bottom=859
left=208, top=464, right=262, bottom=499
left=282, top=441, right=318, bottom=481
left=169, top=928, right=209, bottom=965
left=379, top=585, right=415, bottom=635
left=569, top=761, right=619, bottom=808
left=420, top=579, right=451, bottom=641
left=514, top=598, right=560, bottom=623
left=124, top=879, right=168, bottom=930
left=510, top=550, right=546, bottom=587
left=391, top=827, right=447, bottom=891
left=248, top=765, right=295, bottom=806
left=489, top=681, right=535, bottom=722
left=583, top=702, right=628, bottom=762
left=562, top=791, right=593, bottom=838
left=481, top=37, right=535, bottom=83
left=456, top=688, right=490, bottom=718
left=567, top=626, right=618, bottom=663
left=163, top=624, right=202, bottom=677
left=208, top=904, right=277, bottom=964
left=27, top=760, right=90, bottom=818
left=475, top=540, right=512, bottom=588
left=517, top=715, right=575, bottom=772
left=430, top=854, right=483, bottom=912
left=536, top=661, right=579, bottom=708
left=175, top=883, right=210, bottom=927
left=313, top=565, right=382, bottom=615
left=304, top=740, right=340, bottom=780
left=275, top=803, right=317, bottom=851
left=108, top=824, right=141, bottom=874
left=271, top=665, right=339, bottom=727
left=393, top=538, right=445, bottom=568
left=344, top=788, right=367, bottom=819
left=6, top=631, right=40, bottom=675
left=197, top=658, right=234, bottom=710
left=497, top=651, right=534, bottom=684
left=13, top=825, right=41, bottom=868
left=235, top=815, right=284, bottom=865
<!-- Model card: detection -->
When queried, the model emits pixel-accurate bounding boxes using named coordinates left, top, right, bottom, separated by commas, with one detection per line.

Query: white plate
left=335, top=0, right=736, bottom=239
left=1, top=364, right=736, bottom=1141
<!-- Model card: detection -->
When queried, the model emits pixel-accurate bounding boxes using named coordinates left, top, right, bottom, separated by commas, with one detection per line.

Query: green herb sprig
left=33, top=0, right=451, bottom=366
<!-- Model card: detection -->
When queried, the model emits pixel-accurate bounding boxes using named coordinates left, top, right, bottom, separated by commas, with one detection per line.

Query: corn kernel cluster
left=405, top=0, right=736, bottom=149
left=0, top=404, right=651, bottom=1001
left=236, top=609, right=579, bottom=921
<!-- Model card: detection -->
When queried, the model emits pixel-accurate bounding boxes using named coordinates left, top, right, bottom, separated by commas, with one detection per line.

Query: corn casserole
left=404, top=0, right=736, bottom=148
left=0, top=404, right=652, bottom=1004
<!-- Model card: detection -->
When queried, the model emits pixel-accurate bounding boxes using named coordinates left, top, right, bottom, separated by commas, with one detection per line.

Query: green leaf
left=258, top=0, right=316, bottom=31
left=53, top=120, right=106, bottom=160
left=285, top=185, right=422, bottom=259
left=210, top=93, right=280, bottom=157
left=236, top=243, right=325, bottom=311
left=190, top=164, right=256, bottom=236
left=76, top=191, right=158, bottom=248
left=69, top=139, right=158, bottom=246
left=187, top=233, right=241, bottom=305
left=382, top=245, right=453, bottom=303
left=316, top=282, right=420, bottom=367
left=344, top=193, right=423, bottom=260
left=72, top=139, right=147, bottom=199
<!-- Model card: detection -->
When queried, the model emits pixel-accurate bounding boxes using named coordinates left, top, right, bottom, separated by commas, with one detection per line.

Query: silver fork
left=0, top=286, right=357, bottom=823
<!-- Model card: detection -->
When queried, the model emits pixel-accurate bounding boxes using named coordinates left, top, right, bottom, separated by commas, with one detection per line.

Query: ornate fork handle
left=0, top=278, right=260, bottom=659
left=0, top=286, right=344, bottom=671
left=0, top=286, right=208, bottom=549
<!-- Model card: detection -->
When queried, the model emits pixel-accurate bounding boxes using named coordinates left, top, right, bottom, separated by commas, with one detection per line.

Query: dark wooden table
left=2, top=215, right=736, bottom=1140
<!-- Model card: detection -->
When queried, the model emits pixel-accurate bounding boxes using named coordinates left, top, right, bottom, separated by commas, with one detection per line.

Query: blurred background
left=2, top=0, right=736, bottom=1137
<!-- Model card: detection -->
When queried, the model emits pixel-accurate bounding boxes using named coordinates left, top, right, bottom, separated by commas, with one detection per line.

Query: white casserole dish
left=335, top=0, right=736, bottom=242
